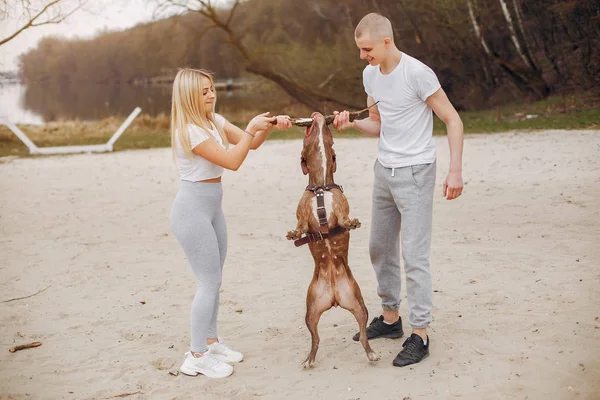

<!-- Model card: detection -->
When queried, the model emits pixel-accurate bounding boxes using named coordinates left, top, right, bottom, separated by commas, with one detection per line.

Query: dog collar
left=304, top=183, right=344, bottom=194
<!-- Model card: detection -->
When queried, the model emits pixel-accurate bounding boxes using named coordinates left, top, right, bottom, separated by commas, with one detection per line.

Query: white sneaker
left=180, top=350, right=234, bottom=378
left=208, top=339, right=244, bottom=363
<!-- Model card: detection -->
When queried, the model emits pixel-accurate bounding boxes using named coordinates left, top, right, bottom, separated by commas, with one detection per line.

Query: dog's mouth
left=305, top=112, right=328, bottom=139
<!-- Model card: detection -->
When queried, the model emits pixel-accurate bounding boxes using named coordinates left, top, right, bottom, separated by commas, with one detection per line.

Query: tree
left=0, top=0, right=86, bottom=47
left=465, top=0, right=550, bottom=100
left=155, top=0, right=363, bottom=110
left=18, top=0, right=599, bottom=111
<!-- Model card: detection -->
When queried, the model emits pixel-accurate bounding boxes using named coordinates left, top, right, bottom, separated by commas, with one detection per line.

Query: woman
left=169, top=68, right=291, bottom=378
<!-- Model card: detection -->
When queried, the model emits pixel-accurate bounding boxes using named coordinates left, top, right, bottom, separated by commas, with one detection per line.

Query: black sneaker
left=392, top=333, right=429, bottom=367
left=352, top=315, right=404, bottom=341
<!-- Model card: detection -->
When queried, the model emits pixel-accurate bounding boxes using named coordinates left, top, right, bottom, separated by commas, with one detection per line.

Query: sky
left=0, top=0, right=159, bottom=71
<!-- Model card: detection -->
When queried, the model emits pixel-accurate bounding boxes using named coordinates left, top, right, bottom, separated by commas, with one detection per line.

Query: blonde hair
left=171, top=68, right=229, bottom=158
left=355, top=13, right=394, bottom=42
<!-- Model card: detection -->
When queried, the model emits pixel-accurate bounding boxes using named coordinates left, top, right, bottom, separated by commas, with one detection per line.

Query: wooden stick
left=9, top=342, right=42, bottom=353
left=323, top=101, right=380, bottom=126
left=2, top=285, right=51, bottom=303
left=272, top=102, right=380, bottom=127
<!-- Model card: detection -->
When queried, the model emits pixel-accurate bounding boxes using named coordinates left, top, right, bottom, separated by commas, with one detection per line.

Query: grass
left=443, top=91, right=600, bottom=134
left=1, top=92, right=599, bottom=158
left=0, top=114, right=171, bottom=158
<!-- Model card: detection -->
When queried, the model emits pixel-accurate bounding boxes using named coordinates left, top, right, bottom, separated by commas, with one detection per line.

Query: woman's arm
left=223, top=120, right=266, bottom=150
left=224, top=114, right=292, bottom=149
left=192, top=113, right=275, bottom=170
left=191, top=132, right=253, bottom=171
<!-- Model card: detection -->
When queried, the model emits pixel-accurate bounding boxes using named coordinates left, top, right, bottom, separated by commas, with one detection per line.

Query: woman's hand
left=248, top=112, right=276, bottom=133
left=246, top=115, right=291, bottom=150
left=272, top=115, right=292, bottom=130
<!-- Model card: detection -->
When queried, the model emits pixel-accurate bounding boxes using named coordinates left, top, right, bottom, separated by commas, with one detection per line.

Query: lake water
left=0, top=83, right=45, bottom=125
left=0, top=82, right=294, bottom=125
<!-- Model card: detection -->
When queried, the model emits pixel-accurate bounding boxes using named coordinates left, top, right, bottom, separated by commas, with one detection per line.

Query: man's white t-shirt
left=363, top=52, right=441, bottom=168
left=175, top=113, right=226, bottom=182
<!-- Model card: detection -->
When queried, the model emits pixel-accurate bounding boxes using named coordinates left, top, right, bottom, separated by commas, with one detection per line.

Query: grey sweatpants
left=369, top=160, right=436, bottom=329
left=170, top=181, right=227, bottom=353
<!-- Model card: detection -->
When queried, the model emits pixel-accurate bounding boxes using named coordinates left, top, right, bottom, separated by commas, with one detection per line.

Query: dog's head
left=300, top=112, right=336, bottom=186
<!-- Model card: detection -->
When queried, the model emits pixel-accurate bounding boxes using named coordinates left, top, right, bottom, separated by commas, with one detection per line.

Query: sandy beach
left=1, top=130, right=599, bottom=400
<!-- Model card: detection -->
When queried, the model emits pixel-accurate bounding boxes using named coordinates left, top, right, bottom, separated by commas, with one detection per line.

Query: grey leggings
left=369, top=160, right=436, bottom=329
left=170, top=180, right=227, bottom=353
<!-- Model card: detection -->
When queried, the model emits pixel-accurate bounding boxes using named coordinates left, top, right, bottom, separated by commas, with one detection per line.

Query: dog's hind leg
left=302, top=306, right=325, bottom=369
left=340, top=281, right=380, bottom=362
left=349, top=303, right=380, bottom=362
left=302, top=279, right=334, bottom=369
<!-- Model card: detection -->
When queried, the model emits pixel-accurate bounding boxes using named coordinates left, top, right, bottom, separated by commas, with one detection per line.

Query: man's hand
left=333, top=111, right=355, bottom=131
left=443, top=171, right=463, bottom=200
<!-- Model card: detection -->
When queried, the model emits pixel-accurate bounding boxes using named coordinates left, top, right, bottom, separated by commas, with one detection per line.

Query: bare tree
left=466, top=0, right=491, bottom=56
left=154, top=0, right=362, bottom=111
left=0, top=0, right=86, bottom=47
left=466, top=0, right=495, bottom=86
left=498, top=0, right=530, bottom=67
left=465, top=0, right=550, bottom=99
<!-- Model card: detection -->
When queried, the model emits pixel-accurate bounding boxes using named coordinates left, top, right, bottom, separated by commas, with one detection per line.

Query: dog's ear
left=301, top=158, right=309, bottom=175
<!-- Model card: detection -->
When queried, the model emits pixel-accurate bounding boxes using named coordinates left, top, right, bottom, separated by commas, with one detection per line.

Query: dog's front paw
left=347, top=218, right=361, bottom=230
left=286, top=230, right=301, bottom=240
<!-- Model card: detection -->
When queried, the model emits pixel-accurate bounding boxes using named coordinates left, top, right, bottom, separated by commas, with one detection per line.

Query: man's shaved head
left=355, top=13, right=394, bottom=42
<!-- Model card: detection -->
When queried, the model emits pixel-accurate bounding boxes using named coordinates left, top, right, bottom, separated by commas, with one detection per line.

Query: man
left=333, top=13, right=464, bottom=367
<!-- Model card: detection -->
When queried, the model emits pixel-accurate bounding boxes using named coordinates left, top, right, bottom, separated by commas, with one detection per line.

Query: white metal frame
left=2, top=107, right=142, bottom=155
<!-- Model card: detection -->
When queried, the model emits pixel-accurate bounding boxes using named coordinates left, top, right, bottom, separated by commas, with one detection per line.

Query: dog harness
left=294, top=184, right=348, bottom=247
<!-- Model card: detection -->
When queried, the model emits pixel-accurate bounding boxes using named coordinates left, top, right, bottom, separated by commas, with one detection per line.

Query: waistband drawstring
left=391, top=168, right=395, bottom=177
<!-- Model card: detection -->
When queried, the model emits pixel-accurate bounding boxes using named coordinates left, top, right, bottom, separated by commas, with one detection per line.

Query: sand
left=1, top=130, right=599, bottom=400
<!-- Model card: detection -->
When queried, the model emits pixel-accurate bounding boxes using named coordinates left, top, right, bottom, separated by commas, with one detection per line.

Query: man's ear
left=301, top=159, right=309, bottom=175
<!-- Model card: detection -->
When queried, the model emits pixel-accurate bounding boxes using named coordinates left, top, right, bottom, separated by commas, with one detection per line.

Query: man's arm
left=333, top=96, right=381, bottom=137
left=426, top=88, right=464, bottom=200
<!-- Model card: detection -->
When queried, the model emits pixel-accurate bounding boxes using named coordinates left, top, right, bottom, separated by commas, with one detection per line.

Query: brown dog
left=286, top=112, right=379, bottom=368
